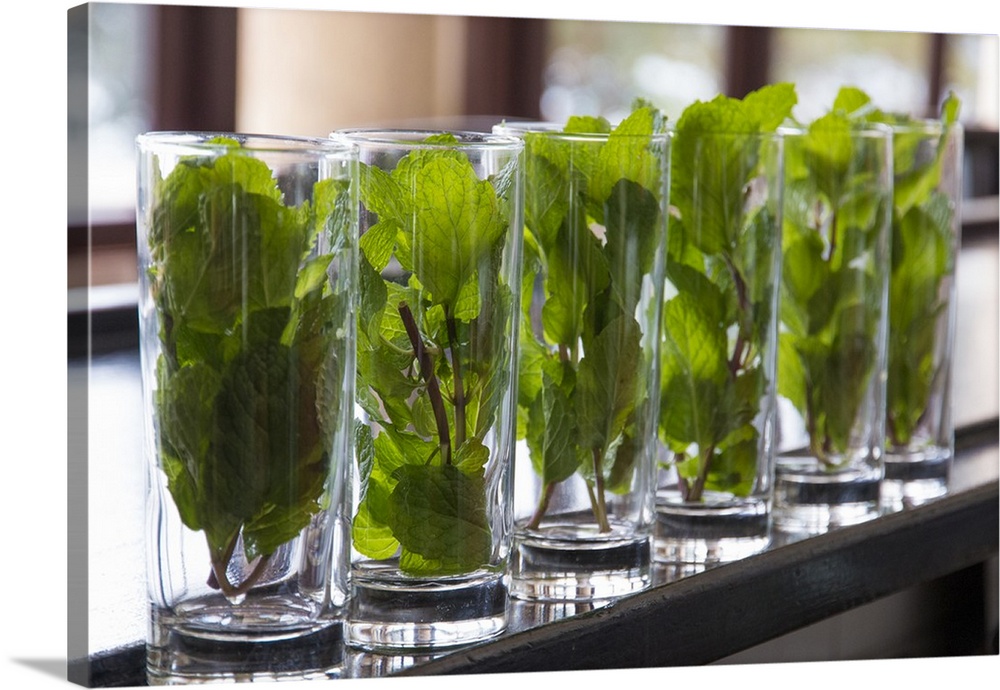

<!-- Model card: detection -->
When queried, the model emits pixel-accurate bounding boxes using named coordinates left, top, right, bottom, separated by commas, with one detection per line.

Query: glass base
left=510, top=524, right=651, bottom=601
left=653, top=491, right=770, bottom=565
left=147, top=599, right=343, bottom=684
left=346, top=565, right=507, bottom=652
left=773, top=456, right=882, bottom=534
left=881, top=447, right=952, bottom=511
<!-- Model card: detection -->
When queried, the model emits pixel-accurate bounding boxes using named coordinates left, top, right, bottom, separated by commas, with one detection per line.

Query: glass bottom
left=773, top=455, right=882, bottom=534
left=653, top=491, right=770, bottom=565
left=510, top=522, right=651, bottom=601
left=881, top=447, right=952, bottom=511
left=346, top=565, right=507, bottom=652
left=147, top=598, right=343, bottom=684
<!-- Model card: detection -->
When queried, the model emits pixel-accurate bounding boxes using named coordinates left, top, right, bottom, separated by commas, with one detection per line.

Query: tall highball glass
left=774, top=123, right=893, bottom=533
left=496, top=113, right=670, bottom=599
left=136, top=132, right=358, bottom=683
left=334, top=129, right=524, bottom=650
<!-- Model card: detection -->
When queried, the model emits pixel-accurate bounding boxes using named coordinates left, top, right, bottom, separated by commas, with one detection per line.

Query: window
left=69, top=3, right=237, bottom=292
left=771, top=28, right=933, bottom=121
left=540, top=20, right=726, bottom=123
left=80, top=3, right=155, bottom=222
left=71, top=7, right=997, bottom=297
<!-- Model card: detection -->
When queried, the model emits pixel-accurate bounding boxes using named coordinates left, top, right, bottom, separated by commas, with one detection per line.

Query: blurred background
left=69, top=3, right=998, bottom=235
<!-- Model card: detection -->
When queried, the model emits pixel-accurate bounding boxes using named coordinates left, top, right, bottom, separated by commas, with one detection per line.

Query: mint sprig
left=778, top=87, right=895, bottom=465
left=352, top=135, right=517, bottom=576
left=147, top=138, right=353, bottom=598
left=857, top=92, right=962, bottom=447
left=517, top=102, right=668, bottom=531
left=659, top=84, right=795, bottom=501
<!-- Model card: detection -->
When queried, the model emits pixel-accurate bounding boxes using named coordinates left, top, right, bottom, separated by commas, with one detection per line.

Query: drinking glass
left=335, top=128, right=524, bottom=649
left=774, top=123, right=893, bottom=533
left=654, top=130, right=783, bottom=565
left=136, top=131, right=358, bottom=683
left=883, top=119, right=964, bottom=510
left=496, top=117, right=670, bottom=599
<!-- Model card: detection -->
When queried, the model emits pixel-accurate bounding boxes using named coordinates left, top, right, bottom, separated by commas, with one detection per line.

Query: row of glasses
left=133, top=106, right=961, bottom=682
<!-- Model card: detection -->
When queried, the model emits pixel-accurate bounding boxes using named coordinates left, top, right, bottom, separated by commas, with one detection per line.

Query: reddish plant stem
left=526, top=481, right=557, bottom=530
left=398, top=302, right=452, bottom=465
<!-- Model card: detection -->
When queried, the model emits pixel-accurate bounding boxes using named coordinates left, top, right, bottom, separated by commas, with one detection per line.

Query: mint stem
left=211, top=553, right=273, bottom=600
left=826, top=210, right=839, bottom=263
left=591, top=448, right=612, bottom=532
left=689, top=444, right=715, bottom=503
left=676, top=452, right=690, bottom=501
left=207, top=532, right=273, bottom=600
left=526, top=481, right=556, bottom=530
left=445, top=311, right=467, bottom=449
left=398, top=302, right=452, bottom=465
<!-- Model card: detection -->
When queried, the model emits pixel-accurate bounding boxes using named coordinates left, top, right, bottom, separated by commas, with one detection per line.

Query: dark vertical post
left=153, top=5, right=238, bottom=131
left=464, top=16, right=546, bottom=119
left=927, top=33, right=947, bottom=117
left=725, top=25, right=772, bottom=98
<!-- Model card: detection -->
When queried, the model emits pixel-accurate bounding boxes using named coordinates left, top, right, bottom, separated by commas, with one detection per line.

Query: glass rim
left=777, top=121, right=895, bottom=138
left=332, top=128, right=524, bottom=151
left=669, top=128, right=785, bottom=140
left=493, top=119, right=672, bottom=142
left=136, top=130, right=356, bottom=157
left=885, top=117, right=962, bottom=136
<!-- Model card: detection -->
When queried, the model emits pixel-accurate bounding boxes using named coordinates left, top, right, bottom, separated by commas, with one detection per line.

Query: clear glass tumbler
left=496, top=111, right=670, bottom=600
left=334, top=129, right=524, bottom=650
left=654, top=129, right=783, bottom=567
left=882, top=119, right=963, bottom=510
left=774, top=122, right=893, bottom=533
left=135, top=132, right=358, bottom=683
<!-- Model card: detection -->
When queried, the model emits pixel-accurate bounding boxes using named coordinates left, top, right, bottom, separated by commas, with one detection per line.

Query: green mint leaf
left=659, top=293, right=728, bottom=451
left=526, top=372, right=579, bottom=485
left=454, top=438, right=491, bottom=475
left=576, top=315, right=642, bottom=451
left=352, top=502, right=400, bottom=560
left=355, top=421, right=375, bottom=505
left=398, top=156, right=503, bottom=307
left=886, top=195, right=954, bottom=443
left=540, top=216, right=611, bottom=346
left=603, top=178, right=662, bottom=314
left=357, top=249, right=388, bottom=339
left=832, top=86, right=874, bottom=118
left=359, top=162, right=407, bottom=227
left=242, top=498, right=322, bottom=563
left=358, top=220, right=400, bottom=273
left=706, top=428, right=758, bottom=495
left=776, top=332, right=808, bottom=414
left=206, top=337, right=293, bottom=527
left=780, top=228, right=829, bottom=336
left=591, top=105, right=666, bottom=206
left=742, top=82, right=797, bottom=131
left=149, top=141, right=353, bottom=573
left=387, top=464, right=492, bottom=575
left=564, top=115, right=612, bottom=134
left=789, top=112, right=865, bottom=205
left=522, top=134, right=572, bottom=247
